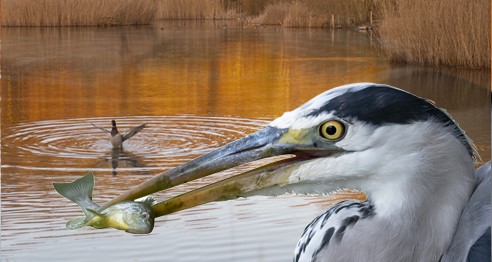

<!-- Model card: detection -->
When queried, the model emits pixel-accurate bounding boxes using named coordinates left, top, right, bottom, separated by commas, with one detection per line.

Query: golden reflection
left=1, top=24, right=391, bottom=126
left=2, top=23, right=490, bottom=162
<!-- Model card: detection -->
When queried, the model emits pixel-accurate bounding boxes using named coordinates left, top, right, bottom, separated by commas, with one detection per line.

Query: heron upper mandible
left=104, top=83, right=491, bottom=262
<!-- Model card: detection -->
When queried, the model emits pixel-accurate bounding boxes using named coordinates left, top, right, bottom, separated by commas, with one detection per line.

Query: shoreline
left=2, top=0, right=489, bottom=69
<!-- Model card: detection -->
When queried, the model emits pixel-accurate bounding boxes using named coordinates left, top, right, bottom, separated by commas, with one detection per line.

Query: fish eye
left=141, top=212, right=150, bottom=219
left=319, top=120, right=346, bottom=140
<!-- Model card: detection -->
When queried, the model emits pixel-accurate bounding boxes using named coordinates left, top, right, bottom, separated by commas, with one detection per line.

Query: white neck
left=288, top=122, right=476, bottom=260
left=365, top=135, right=474, bottom=261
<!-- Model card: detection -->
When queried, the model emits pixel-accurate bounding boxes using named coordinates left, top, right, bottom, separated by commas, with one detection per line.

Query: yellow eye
left=320, top=120, right=346, bottom=140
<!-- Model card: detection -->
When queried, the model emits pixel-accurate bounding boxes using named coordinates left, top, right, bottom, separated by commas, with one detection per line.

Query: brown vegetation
left=2, top=0, right=489, bottom=68
left=255, top=2, right=326, bottom=27
left=376, top=0, right=490, bottom=68
left=255, top=0, right=375, bottom=28
left=1, top=0, right=156, bottom=26
left=1, top=0, right=375, bottom=27
left=156, top=0, right=237, bottom=20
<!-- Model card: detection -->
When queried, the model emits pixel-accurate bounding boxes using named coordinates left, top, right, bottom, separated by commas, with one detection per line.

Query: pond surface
left=2, top=21, right=490, bottom=262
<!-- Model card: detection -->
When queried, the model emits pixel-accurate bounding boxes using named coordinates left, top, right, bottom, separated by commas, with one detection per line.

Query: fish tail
left=53, top=171, right=94, bottom=204
left=66, top=217, right=88, bottom=229
left=53, top=172, right=100, bottom=229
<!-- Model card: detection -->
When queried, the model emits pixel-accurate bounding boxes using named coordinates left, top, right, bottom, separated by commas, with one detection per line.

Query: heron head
left=104, top=83, right=476, bottom=217
left=262, top=83, right=476, bottom=191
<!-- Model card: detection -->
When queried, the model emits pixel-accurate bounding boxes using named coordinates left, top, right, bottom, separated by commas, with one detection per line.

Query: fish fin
left=53, top=172, right=94, bottom=203
left=53, top=172, right=100, bottom=216
left=136, top=196, right=156, bottom=206
left=66, top=217, right=90, bottom=230
left=65, top=210, right=105, bottom=230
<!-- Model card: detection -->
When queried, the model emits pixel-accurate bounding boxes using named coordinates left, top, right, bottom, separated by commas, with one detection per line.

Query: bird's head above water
left=110, top=119, right=119, bottom=136
left=104, top=83, right=477, bottom=219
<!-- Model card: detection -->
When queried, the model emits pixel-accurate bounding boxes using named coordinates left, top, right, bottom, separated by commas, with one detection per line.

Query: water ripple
left=2, top=115, right=270, bottom=172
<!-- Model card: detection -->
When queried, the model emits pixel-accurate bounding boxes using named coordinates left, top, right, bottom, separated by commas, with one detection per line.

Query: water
left=2, top=21, right=490, bottom=261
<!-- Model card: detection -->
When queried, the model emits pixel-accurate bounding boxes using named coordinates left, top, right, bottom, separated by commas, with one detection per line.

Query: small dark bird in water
left=91, top=120, right=147, bottom=148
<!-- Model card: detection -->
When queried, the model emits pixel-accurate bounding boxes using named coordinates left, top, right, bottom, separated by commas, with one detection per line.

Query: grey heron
left=91, top=120, right=146, bottom=148
left=102, top=83, right=491, bottom=261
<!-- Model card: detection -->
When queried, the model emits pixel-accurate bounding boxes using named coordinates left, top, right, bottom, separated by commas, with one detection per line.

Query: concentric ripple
left=2, top=116, right=270, bottom=172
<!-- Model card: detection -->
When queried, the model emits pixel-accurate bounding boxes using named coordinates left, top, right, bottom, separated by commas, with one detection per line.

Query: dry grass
left=2, top=0, right=374, bottom=27
left=223, top=0, right=275, bottom=16
left=255, top=0, right=375, bottom=28
left=156, top=0, right=238, bottom=20
left=377, top=0, right=490, bottom=68
left=301, top=0, right=375, bottom=27
left=3, top=0, right=487, bottom=69
left=256, top=2, right=325, bottom=27
left=1, top=0, right=156, bottom=26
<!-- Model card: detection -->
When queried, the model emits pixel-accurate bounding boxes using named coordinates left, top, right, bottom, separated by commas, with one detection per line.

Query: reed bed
left=255, top=2, right=325, bottom=27
left=156, top=0, right=238, bottom=20
left=377, top=0, right=490, bottom=68
left=222, top=0, right=275, bottom=16
left=1, top=0, right=156, bottom=26
left=155, top=0, right=374, bottom=27
left=3, top=0, right=487, bottom=69
left=255, top=0, right=375, bottom=28
left=2, top=0, right=373, bottom=27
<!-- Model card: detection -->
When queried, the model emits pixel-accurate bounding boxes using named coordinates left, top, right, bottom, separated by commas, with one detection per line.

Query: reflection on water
left=107, top=147, right=144, bottom=176
left=1, top=21, right=490, bottom=262
left=2, top=21, right=389, bottom=122
left=2, top=116, right=269, bottom=172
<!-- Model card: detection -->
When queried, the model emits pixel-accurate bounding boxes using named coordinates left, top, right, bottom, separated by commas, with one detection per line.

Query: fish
left=53, top=172, right=155, bottom=234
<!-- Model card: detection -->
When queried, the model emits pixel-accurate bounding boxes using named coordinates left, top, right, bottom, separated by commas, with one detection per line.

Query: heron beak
left=102, top=126, right=342, bottom=212
left=151, top=156, right=308, bottom=217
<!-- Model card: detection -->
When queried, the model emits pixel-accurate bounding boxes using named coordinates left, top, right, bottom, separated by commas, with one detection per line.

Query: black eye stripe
left=305, top=85, right=475, bottom=158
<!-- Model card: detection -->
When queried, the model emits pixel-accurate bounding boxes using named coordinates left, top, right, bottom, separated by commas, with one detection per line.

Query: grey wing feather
left=293, top=200, right=375, bottom=262
left=123, top=123, right=147, bottom=141
left=467, top=227, right=491, bottom=262
left=91, top=122, right=111, bottom=135
left=441, top=161, right=491, bottom=262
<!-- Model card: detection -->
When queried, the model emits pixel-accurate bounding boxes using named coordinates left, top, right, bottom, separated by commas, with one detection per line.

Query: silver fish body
left=53, top=172, right=155, bottom=234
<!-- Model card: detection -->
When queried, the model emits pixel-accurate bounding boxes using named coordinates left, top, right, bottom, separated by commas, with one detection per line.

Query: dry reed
left=255, top=0, right=375, bottom=28
left=256, top=2, right=326, bottom=27
left=2, top=0, right=374, bottom=27
left=3, top=0, right=487, bottom=69
left=156, top=0, right=238, bottom=20
left=1, top=0, right=156, bottom=26
left=300, top=0, right=375, bottom=27
left=377, top=0, right=490, bottom=68
left=223, top=0, right=275, bottom=16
